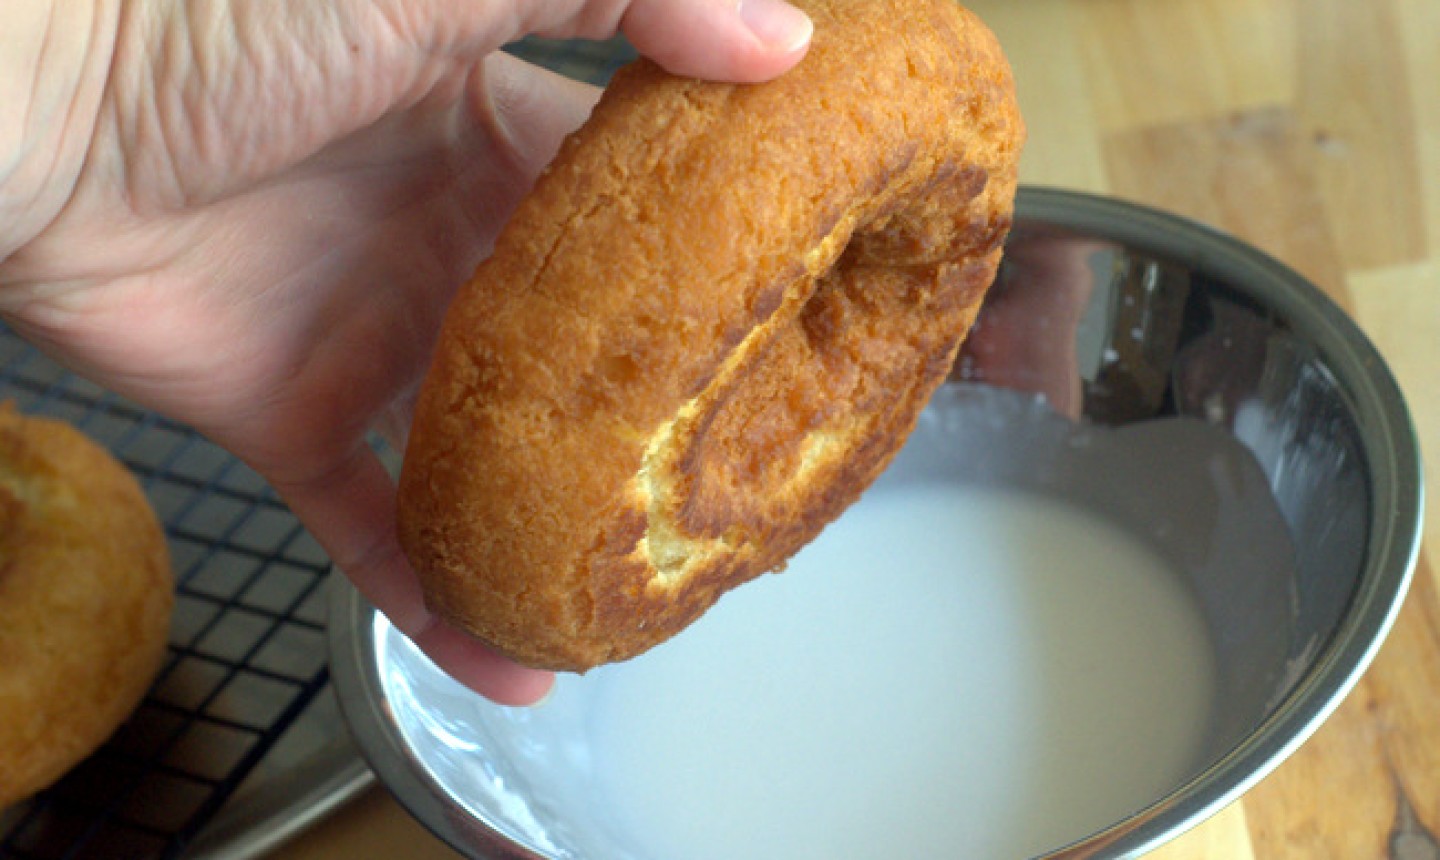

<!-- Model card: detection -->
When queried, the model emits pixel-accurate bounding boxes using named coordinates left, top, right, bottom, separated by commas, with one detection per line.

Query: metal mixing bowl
left=328, top=187, right=1423, bottom=859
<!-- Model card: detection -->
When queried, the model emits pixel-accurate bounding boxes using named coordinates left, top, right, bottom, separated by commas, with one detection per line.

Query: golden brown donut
left=0, top=405, right=172, bottom=808
left=398, top=0, right=1024, bottom=670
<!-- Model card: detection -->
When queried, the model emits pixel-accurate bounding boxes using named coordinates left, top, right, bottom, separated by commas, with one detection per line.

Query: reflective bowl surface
left=329, top=187, right=1423, bottom=859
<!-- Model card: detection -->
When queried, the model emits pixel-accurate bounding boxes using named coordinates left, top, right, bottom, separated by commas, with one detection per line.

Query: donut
left=0, top=405, right=172, bottom=808
left=397, top=0, right=1024, bottom=671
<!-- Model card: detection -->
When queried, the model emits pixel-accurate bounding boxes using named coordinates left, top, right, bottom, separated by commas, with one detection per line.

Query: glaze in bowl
left=329, top=188, right=1423, bottom=859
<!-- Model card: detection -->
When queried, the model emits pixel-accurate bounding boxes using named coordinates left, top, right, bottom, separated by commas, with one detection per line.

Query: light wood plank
left=1296, top=0, right=1426, bottom=270
left=1349, top=260, right=1440, bottom=556
left=1243, top=672, right=1399, bottom=857
left=1392, top=0, right=1440, bottom=254
left=967, top=0, right=1109, bottom=192
left=1102, top=107, right=1347, bottom=299
left=1360, top=558, right=1440, bottom=841
left=1147, top=801, right=1256, bottom=860
left=280, top=787, right=462, bottom=859
left=1075, top=0, right=1295, bottom=133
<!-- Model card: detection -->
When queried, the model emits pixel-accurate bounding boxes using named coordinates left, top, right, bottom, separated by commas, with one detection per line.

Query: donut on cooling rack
left=397, top=0, right=1025, bottom=670
left=0, top=404, right=173, bottom=808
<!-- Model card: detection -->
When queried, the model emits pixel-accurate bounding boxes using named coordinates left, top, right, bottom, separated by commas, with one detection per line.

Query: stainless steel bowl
left=329, top=187, right=1424, bottom=859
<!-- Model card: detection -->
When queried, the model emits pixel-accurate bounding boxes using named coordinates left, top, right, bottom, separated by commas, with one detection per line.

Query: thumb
left=398, top=0, right=813, bottom=83
left=615, top=0, right=815, bottom=82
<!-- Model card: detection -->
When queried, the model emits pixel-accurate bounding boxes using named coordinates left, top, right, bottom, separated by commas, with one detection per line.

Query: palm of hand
left=8, top=21, right=591, bottom=484
left=0, top=7, right=597, bottom=703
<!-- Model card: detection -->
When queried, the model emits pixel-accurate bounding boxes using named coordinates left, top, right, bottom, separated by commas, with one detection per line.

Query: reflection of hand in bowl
left=957, top=236, right=1103, bottom=420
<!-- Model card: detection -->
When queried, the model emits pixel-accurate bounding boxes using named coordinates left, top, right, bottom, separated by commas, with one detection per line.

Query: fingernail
left=737, top=0, right=813, bottom=52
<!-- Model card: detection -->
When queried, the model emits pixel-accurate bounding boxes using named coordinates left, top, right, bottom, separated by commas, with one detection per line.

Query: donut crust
left=0, top=405, right=172, bottom=808
left=398, top=0, right=1024, bottom=670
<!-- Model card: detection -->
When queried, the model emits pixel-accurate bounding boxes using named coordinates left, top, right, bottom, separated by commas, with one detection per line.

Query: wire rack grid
left=0, top=326, right=332, bottom=860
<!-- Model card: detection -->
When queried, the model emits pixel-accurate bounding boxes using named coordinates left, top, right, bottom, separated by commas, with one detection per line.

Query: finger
left=469, top=51, right=603, bottom=200
left=617, top=0, right=814, bottom=81
left=389, top=0, right=812, bottom=83
left=411, top=619, right=557, bottom=706
left=272, top=445, right=555, bottom=705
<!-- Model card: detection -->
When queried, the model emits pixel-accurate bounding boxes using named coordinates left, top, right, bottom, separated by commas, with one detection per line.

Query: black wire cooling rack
left=0, top=37, right=633, bottom=860
left=0, top=326, right=332, bottom=860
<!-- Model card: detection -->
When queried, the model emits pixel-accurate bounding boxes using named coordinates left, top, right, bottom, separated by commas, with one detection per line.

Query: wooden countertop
left=282, top=0, right=1438, bottom=856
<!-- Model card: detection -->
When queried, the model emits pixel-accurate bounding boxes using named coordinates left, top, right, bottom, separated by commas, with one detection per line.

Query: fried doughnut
left=397, top=0, right=1024, bottom=670
left=0, top=405, right=172, bottom=808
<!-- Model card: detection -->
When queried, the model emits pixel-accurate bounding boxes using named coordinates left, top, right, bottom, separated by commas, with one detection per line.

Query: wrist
left=0, top=0, right=120, bottom=267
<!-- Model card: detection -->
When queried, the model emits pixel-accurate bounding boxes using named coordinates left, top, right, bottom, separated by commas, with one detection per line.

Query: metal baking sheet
left=183, top=689, right=373, bottom=860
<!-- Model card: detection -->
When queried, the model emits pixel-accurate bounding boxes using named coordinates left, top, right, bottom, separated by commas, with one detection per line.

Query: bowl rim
left=328, top=186, right=1425, bottom=860
left=328, top=582, right=558, bottom=859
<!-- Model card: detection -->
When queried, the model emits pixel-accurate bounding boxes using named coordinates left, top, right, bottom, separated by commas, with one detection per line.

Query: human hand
left=0, top=0, right=812, bottom=705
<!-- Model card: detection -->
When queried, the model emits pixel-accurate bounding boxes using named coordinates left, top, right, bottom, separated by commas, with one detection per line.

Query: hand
left=0, top=0, right=812, bottom=705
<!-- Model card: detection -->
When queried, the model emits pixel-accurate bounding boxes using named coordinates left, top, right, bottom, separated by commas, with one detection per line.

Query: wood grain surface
left=281, top=0, right=1437, bottom=856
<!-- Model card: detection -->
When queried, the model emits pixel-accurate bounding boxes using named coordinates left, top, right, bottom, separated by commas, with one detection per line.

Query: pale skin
left=0, top=0, right=811, bottom=705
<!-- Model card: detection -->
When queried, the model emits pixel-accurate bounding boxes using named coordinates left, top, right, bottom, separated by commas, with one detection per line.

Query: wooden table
left=282, top=0, right=1438, bottom=856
